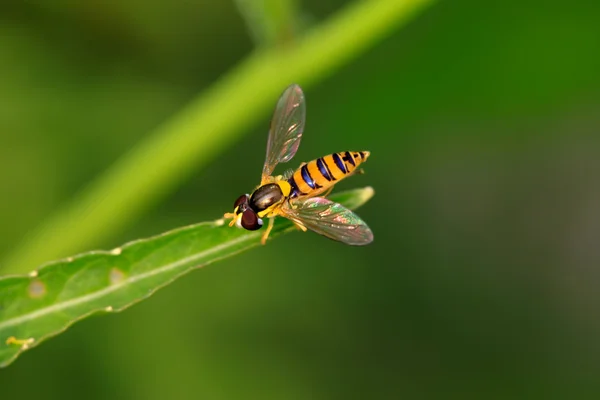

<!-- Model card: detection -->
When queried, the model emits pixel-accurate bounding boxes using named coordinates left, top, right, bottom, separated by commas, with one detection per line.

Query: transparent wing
left=262, top=84, right=306, bottom=181
left=282, top=197, right=373, bottom=246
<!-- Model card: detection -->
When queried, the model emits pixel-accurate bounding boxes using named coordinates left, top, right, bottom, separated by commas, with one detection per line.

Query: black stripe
left=343, top=151, right=356, bottom=166
left=288, top=175, right=304, bottom=197
left=322, top=158, right=337, bottom=181
left=359, top=151, right=365, bottom=160
left=332, top=153, right=347, bottom=173
left=301, top=164, right=316, bottom=189
left=316, top=158, right=332, bottom=181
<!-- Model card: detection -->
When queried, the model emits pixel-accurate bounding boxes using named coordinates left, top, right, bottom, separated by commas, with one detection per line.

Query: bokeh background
left=2, top=0, right=600, bottom=398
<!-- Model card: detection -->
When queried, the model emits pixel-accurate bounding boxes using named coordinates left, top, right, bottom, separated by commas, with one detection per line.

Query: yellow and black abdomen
left=288, top=151, right=370, bottom=198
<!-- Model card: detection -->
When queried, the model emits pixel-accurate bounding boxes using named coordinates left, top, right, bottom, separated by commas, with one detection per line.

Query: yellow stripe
left=322, top=154, right=346, bottom=180
left=307, top=160, right=330, bottom=189
left=293, top=169, right=313, bottom=194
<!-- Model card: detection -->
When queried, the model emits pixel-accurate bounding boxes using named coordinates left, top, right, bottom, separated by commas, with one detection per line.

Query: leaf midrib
left=0, top=228, right=260, bottom=331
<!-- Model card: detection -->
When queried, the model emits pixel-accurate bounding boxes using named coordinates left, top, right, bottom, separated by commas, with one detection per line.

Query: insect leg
left=287, top=197, right=298, bottom=210
left=320, top=187, right=333, bottom=198
left=223, top=212, right=237, bottom=227
left=293, top=221, right=307, bottom=232
left=261, top=217, right=275, bottom=245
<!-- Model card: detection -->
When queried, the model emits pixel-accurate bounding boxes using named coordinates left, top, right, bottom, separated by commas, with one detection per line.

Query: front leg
left=223, top=212, right=238, bottom=227
left=261, top=217, right=275, bottom=245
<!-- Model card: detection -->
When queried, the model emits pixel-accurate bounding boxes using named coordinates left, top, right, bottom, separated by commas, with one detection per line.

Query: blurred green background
left=2, top=0, right=600, bottom=398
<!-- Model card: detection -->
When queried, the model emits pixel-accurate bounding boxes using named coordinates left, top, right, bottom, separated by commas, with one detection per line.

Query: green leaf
left=0, top=187, right=374, bottom=368
left=2, top=0, right=434, bottom=275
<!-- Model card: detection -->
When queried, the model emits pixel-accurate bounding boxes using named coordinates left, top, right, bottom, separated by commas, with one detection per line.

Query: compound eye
left=240, top=209, right=263, bottom=231
left=233, top=194, right=249, bottom=210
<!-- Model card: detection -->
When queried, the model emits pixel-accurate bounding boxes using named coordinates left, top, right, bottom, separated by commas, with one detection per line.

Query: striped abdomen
left=288, top=151, right=370, bottom=198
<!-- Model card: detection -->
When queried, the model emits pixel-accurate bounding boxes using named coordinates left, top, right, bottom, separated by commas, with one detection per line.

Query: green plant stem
left=235, top=0, right=300, bottom=46
left=2, top=0, right=435, bottom=274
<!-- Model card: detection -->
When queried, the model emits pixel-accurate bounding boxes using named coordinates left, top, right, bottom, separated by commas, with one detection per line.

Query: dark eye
left=233, top=194, right=249, bottom=209
left=241, top=209, right=263, bottom=231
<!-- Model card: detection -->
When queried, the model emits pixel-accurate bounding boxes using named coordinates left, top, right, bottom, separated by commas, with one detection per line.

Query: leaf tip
left=361, top=186, right=375, bottom=202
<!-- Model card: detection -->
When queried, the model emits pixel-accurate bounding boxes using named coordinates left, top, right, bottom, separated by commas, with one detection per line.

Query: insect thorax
left=249, top=183, right=282, bottom=213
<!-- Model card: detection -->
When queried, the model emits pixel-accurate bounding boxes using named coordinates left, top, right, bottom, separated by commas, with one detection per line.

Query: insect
left=223, top=84, right=373, bottom=245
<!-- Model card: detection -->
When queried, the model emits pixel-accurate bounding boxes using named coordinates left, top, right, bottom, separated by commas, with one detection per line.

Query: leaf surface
left=0, top=187, right=373, bottom=367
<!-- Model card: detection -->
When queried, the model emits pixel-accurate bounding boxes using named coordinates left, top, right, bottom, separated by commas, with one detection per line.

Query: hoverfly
left=224, top=84, right=373, bottom=245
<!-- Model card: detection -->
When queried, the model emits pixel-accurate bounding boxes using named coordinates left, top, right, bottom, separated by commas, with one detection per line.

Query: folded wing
left=283, top=197, right=373, bottom=246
